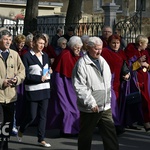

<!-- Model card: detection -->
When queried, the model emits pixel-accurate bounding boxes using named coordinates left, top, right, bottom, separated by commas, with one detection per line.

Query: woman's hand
left=138, top=55, right=146, bottom=63
left=140, top=61, right=149, bottom=68
left=41, top=74, right=49, bottom=82
left=49, top=67, right=53, bottom=74
left=122, top=72, right=130, bottom=80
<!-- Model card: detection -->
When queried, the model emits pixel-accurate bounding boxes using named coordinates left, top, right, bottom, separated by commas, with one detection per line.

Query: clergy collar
left=30, top=49, right=43, bottom=56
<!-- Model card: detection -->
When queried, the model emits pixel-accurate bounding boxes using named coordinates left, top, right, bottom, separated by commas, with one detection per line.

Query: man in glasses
left=100, top=26, right=112, bottom=48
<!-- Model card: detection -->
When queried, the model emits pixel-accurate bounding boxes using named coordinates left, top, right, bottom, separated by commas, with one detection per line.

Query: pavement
left=9, top=126, right=150, bottom=150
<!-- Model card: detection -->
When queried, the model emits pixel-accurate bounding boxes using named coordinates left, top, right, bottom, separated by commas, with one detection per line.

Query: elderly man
left=100, top=26, right=112, bottom=48
left=0, top=29, right=25, bottom=150
left=72, top=37, right=119, bottom=150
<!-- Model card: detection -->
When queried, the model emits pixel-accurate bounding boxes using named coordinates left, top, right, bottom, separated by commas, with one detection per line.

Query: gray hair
left=26, top=33, right=33, bottom=43
left=81, top=35, right=89, bottom=43
left=67, top=36, right=83, bottom=49
left=0, top=29, right=12, bottom=39
left=57, top=37, right=67, bottom=47
left=87, top=36, right=103, bottom=47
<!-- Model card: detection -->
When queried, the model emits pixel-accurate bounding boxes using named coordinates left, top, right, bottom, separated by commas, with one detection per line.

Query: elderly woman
left=23, top=33, right=33, bottom=51
left=80, top=35, right=89, bottom=55
left=124, top=35, right=150, bottom=131
left=47, top=36, right=83, bottom=137
left=54, top=37, right=67, bottom=55
left=101, top=34, right=130, bottom=135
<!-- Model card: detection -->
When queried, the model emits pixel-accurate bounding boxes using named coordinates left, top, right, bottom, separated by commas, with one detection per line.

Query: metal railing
left=114, top=7, right=142, bottom=43
left=37, top=22, right=104, bottom=38
left=0, top=21, right=104, bottom=39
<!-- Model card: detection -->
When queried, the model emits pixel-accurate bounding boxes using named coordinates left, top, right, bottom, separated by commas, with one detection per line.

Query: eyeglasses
left=62, top=43, right=66, bottom=45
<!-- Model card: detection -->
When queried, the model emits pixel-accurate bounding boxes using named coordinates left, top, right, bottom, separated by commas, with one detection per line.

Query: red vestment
left=125, top=43, right=150, bottom=122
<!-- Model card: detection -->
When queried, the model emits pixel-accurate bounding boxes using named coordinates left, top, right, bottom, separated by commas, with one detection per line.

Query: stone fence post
left=102, top=3, right=120, bottom=31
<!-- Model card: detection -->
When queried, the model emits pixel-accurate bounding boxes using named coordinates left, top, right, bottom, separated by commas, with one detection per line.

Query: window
left=136, top=0, right=146, bottom=11
left=114, top=0, right=122, bottom=11
left=96, top=0, right=102, bottom=10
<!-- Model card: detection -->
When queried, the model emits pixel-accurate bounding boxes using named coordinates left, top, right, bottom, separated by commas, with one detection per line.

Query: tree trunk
left=23, top=0, right=39, bottom=35
left=65, top=0, right=83, bottom=30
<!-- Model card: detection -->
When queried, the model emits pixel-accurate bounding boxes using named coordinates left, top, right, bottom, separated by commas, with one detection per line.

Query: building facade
left=0, top=0, right=149, bottom=37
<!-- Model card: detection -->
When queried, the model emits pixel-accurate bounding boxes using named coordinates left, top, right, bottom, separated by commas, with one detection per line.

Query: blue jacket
left=22, top=50, right=51, bottom=101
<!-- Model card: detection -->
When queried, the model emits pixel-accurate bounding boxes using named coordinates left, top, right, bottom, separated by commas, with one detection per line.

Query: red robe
left=124, top=43, right=150, bottom=122
left=101, top=47, right=128, bottom=126
left=48, top=48, right=81, bottom=134
left=52, top=49, right=80, bottom=78
left=101, top=47, right=127, bottom=101
left=43, top=44, right=57, bottom=59
left=100, top=36, right=108, bottom=48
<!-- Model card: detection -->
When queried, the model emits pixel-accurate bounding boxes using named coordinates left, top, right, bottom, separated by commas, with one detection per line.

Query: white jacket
left=72, top=54, right=111, bottom=113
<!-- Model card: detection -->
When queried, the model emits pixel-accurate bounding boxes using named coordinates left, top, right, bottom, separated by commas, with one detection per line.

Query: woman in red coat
left=101, top=34, right=130, bottom=135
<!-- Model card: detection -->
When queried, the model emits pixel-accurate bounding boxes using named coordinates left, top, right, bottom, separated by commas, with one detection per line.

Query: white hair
left=26, top=33, right=33, bottom=43
left=67, top=36, right=83, bottom=48
left=81, top=35, right=89, bottom=43
left=57, top=37, right=67, bottom=46
left=87, top=36, right=103, bottom=47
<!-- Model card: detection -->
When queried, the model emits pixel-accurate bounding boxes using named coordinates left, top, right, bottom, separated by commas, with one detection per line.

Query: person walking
left=72, top=36, right=119, bottom=150
left=47, top=36, right=83, bottom=137
left=0, top=29, right=25, bottom=150
left=17, top=33, right=51, bottom=147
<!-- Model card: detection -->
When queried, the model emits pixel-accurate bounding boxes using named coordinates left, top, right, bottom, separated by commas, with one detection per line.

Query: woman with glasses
left=54, top=37, right=67, bottom=56
left=47, top=36, right=83, bottom=137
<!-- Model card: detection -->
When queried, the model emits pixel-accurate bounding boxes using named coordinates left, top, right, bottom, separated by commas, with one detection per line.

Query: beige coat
left=0, top=49, right=25, bottom=103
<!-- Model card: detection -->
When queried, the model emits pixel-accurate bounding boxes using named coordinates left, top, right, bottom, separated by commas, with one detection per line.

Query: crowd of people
left=0, top=25, right=150, bottom=150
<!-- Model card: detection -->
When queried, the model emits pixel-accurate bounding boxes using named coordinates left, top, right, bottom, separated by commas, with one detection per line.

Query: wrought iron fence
left=37, top=22, right=104, bottom=38
left=114, top=8, right=142, bottom=43
left=0, top=9, right=142, bottom=44
left=0, top=19, right=24, bottom=38
left=0, top=22, right=104, bottom=39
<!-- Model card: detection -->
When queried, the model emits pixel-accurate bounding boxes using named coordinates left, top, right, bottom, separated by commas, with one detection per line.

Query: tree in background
left=23, top=0, right=39, bottom=35
left=23, top=0, right=83, bottom=35
left=65, top=0, right=83, bottom=31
